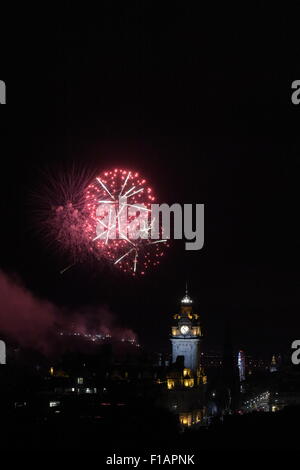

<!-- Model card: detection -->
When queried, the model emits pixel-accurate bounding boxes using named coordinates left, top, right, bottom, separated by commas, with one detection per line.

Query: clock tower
left=170, top=287, right=202, bottom=372
left=166, top=286, right=207, bottom=427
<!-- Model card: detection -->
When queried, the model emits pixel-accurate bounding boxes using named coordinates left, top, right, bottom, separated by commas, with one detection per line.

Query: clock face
left=180, top=325, right=189, bottom=335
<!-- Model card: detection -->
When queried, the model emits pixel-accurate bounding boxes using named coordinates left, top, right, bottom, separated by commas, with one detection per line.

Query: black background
left=0, top=3, right=299, bottom=354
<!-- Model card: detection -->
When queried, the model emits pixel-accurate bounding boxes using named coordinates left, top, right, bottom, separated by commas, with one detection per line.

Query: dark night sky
left=0, top=3, right=299, bottom=355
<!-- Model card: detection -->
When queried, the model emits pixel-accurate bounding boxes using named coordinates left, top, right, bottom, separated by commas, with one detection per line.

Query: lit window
left=167, top=379, right=175, bottom=390
left=49, top=401, right=60, bottom=408
left=180, top=413, right=192, bottom=426
left=184, top=378, right=194, bottom=388
left=77, top=377, right=83, bottom=384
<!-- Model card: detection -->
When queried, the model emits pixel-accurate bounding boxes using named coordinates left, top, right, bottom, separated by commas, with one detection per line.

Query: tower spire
left=181, top=282, right=193, bottom=304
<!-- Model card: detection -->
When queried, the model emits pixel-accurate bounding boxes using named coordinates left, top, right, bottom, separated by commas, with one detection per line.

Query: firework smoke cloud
left=0, top=270, right=136, bottom=354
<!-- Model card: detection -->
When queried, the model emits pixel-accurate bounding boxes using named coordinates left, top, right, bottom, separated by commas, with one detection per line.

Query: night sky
left=0, top=4, right=299, bottom=355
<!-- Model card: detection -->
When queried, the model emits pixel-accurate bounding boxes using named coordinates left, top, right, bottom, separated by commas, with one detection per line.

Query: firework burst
left=33, top=165, right=96, bottom=265
left=35, top=166, right=169, bottom=275
left=83, top=168, right=169, bottom=275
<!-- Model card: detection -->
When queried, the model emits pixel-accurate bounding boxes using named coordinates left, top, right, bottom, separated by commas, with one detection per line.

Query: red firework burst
left=83, top=168, right=169, bottom=274
left=36, top=166, right=169, bottom=275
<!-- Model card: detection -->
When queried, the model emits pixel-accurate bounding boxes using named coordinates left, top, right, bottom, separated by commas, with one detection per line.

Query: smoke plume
left=0, top=270, right=136, bottom=355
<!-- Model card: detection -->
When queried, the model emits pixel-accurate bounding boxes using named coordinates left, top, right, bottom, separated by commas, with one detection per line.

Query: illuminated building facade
left=166, top=288, right=207, bottom=427
left=170, top=287, right=202, bottom=372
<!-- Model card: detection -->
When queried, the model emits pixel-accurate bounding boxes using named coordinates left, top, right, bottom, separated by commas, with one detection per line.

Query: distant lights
left=49, top=401, right=60, bottom=408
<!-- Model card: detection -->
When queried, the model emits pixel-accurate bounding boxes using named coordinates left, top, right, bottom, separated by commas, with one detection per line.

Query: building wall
left=171, top=338, right=200, bottom=371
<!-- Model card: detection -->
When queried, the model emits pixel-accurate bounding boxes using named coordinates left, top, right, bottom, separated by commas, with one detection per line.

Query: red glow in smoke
left=0, top=270, right=137, bottom=354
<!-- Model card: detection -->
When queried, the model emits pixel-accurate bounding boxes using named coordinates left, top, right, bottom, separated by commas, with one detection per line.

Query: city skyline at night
left=0, top=1, right=299, bottom=453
